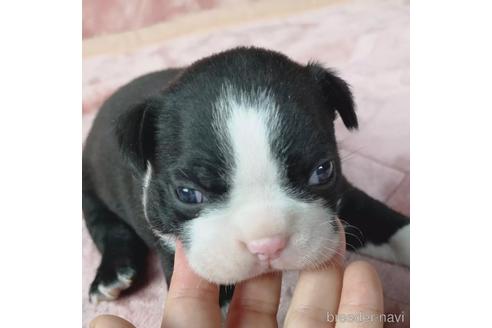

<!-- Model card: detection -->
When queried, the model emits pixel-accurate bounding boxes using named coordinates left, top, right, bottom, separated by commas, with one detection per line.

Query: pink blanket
left=83, top=0, right=409, bottom=326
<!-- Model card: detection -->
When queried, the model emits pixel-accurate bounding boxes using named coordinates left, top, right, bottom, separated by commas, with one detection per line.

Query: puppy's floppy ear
left=115, top=97, right=160, bottom=172
left=308, top=63, right=358, bottom=130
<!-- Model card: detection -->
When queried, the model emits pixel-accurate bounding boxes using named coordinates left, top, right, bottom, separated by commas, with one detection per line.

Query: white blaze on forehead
left=228, top=105, right=280, bottom=189
left=215, top=85, right=283, bottom=196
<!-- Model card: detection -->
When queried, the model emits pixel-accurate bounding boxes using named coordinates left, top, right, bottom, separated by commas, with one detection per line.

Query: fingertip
left=285, top=254, right=344, bottom=327
left=340, top=260, right=384, bottom=313
left=173, top=239, right=186, bottom=268
left=332, top=217, right=347, bottom=265
left=89, top=314, right=135, bottom=328
left=170, top=239, right=215, bottom=289
left=344, top=261, right=382, bottom=292
left=172, top=240, right=198, bottom=282
left=344, top=260, right=378, bottom=276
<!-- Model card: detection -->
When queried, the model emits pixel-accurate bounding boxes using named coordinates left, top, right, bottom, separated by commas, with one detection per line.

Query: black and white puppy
left=83, top=47, right=409, bottom=304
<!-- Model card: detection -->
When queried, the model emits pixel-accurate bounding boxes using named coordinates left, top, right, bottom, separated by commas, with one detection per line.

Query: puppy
left=83, top=47, right=409, bottom=305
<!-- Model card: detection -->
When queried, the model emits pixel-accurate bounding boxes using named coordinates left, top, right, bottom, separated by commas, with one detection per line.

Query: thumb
left=90, top=314, right=136, bottom=328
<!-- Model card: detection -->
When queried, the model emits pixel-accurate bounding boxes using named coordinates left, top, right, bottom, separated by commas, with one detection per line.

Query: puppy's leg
left=83, top=191, right=147, bottom=302
left=338, top=184, right=410, bottom=266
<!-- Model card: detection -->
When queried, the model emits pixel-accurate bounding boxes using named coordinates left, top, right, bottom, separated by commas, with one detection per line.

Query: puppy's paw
left=389, top=224, right=410, bottom=266
left=89, top=266, right=136, bottom=303
left=357, top=224, right=410, bottom=266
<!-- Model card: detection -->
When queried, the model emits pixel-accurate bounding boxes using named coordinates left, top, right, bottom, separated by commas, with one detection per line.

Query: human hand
left=90, top=222, right=384, bottom=328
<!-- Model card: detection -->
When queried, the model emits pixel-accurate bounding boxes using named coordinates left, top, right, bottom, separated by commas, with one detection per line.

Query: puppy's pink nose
left=246, top=236, right=287, bottom=260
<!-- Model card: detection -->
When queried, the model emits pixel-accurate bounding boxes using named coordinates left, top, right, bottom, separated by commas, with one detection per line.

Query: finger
left=284, top=218, right=346, bottom=328
left=335, top=261, right=384, bottom=328
left=162, top=240, right=221, bottom=328
left=329, top=218, right=347, bottom=266
left=90, top=314, right=136, bottom=328
left=226, top=272, right=282, bottom=328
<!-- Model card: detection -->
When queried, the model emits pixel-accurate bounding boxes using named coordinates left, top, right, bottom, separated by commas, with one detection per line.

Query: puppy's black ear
left=308, top=63, right=358, bottom=130
left=115, top=97, right=160, bottom=172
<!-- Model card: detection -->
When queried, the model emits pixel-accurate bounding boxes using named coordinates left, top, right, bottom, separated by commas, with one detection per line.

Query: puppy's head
left=117, top=47, right=357, bottom=284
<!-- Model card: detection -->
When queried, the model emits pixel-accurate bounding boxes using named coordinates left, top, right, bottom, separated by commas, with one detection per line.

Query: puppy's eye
left=308, top=160, right=335, bottom=185
left=176, top=187, right=206, bottom=204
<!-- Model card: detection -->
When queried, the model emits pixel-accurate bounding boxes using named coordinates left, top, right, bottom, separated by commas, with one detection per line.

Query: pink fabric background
left=83, top=0, right=409, bottom=326
left=83, top=0, right=250, bottom=38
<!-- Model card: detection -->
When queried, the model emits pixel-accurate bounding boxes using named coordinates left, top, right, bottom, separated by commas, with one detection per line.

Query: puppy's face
left=118, top=48, right=358, bottom=284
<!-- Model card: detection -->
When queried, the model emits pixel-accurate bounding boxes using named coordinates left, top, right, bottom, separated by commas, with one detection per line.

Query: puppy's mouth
left=182, top=213, right=342, bottom=284
left=245, top=258, right=281, bottom=279
left=250, top=218, right=344, bottom=278
left=243, top=250, right=335, bottom=281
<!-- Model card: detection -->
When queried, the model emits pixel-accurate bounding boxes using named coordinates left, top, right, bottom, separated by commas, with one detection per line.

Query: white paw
left=358, top=225, right=410, bottom=266
left=89, top=268, right=136, bottom=303
left=389, top=224, right=410, bottom=266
